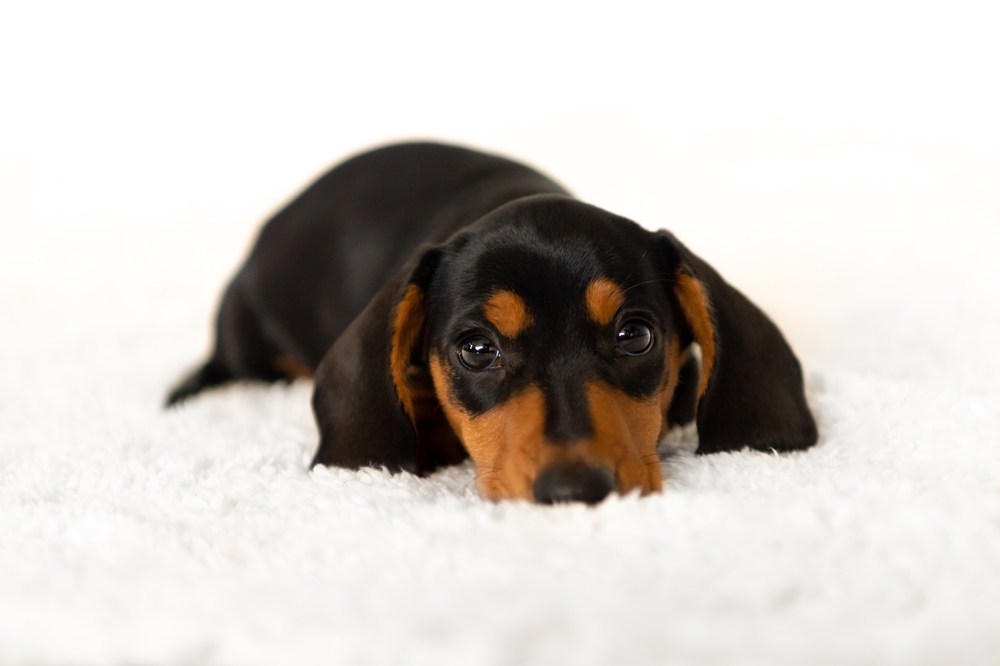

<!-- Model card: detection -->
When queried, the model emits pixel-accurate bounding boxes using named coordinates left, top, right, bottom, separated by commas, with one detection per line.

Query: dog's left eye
left=458, top=335, right=502, bottom=370
left=616, top=320, right=653, bottom=356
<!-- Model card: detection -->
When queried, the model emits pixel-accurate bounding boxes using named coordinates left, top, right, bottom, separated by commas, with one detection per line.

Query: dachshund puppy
left=168, top=142, right=817, bottom=503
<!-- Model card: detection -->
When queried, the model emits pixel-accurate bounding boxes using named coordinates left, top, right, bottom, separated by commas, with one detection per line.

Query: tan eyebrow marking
left=585, top=278, right=625, bottom=326
left=483, top=290, right=533, bottom=338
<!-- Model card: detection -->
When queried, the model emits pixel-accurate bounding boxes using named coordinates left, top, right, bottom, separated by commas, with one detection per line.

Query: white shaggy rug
left=2, top=129, right=999, bottom=666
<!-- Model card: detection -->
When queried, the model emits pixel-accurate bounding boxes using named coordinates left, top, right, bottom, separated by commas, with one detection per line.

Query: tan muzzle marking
left=429, top=353, right=664, bottom=501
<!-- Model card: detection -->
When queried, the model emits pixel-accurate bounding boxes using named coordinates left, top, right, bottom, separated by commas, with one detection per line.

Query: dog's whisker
left=623, top=278, right=660, bottom=293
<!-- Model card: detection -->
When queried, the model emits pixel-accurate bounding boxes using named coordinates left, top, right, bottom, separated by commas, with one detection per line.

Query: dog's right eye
left=458, top=335, right=502, bottom=370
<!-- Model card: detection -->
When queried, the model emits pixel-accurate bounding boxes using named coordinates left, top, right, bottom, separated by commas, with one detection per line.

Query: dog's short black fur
left=169, top=142, right=817, bottom=503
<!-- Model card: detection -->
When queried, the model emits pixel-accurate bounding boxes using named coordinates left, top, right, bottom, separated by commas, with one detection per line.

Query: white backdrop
left=1, top=2, right=999, bottom=665
left=3, top=1, right=1000, bottom=385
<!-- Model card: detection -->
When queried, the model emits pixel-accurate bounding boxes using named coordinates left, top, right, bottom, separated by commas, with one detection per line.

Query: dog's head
left=312, top=195, right=816, bottom=503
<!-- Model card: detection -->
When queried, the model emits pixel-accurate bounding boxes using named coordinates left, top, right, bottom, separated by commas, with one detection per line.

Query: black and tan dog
left=168, top=142, right=817, bottom=503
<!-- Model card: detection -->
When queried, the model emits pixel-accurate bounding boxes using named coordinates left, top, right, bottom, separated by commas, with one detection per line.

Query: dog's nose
left=533, top=463, right=616, bottom=505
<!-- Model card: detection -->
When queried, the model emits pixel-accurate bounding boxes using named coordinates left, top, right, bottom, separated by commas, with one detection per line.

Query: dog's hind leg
left=165, top=282, right=286, bottom=406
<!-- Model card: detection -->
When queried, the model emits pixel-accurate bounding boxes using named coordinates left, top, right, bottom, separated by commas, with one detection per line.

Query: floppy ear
left=656, top=231, right=818, bottom=454
left=310, top=247, right=443, bottom=472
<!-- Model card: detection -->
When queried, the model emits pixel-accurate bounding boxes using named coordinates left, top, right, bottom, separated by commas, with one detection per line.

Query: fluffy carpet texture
left=2, top=134, right=999, bottom=666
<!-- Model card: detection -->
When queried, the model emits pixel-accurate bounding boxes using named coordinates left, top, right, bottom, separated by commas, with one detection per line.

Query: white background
left=3, top=1, right=1000, bottom=384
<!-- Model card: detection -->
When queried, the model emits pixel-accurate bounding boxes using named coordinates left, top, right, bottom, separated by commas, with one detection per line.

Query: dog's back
left=167, top=142, right=567, bottom=404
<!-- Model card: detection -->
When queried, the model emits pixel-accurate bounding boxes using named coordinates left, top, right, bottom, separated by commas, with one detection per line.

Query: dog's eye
left=616, top=320, right=653, bottom=356
left=458, top=335, right=502, bottom=370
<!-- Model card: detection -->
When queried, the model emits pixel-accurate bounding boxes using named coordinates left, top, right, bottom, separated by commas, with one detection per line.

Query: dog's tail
left=165, top=358, right=232, bottom=407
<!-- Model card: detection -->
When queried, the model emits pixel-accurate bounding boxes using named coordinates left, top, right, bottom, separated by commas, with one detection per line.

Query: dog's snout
left=532, top=463, right=616, bottom=505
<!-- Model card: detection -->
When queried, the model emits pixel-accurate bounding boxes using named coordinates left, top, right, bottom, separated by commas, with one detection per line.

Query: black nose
left=533, top=463, right=617, bottom=505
